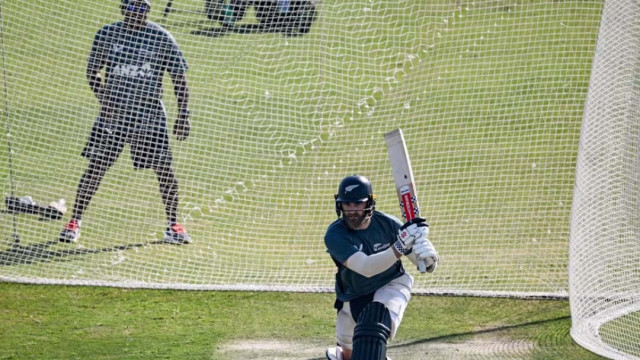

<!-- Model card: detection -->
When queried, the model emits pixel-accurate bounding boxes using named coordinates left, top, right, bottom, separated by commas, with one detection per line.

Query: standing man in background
left=59, top=0, right=192, bottom=244
left=325, top=175, right=439, bottom=360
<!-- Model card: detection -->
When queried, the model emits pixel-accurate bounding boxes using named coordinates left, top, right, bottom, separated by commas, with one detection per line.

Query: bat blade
left=385, top=128, right=427, bottom=273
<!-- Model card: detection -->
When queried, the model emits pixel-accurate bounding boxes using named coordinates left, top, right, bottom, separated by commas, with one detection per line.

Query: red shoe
left=164, top=223, right=192, bottom=244
left=59, top=219, right=81, bottom=243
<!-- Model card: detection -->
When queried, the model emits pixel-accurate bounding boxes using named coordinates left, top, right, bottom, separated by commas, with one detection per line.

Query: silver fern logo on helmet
left=345, top=184, right=360, bottom=192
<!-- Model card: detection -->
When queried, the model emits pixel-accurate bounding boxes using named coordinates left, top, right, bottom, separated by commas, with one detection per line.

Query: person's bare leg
left=154, top=164, right=178, bottom=225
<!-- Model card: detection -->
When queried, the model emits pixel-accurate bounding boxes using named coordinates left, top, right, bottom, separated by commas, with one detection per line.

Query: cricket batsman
left=324, top=175, right=439, bottom=360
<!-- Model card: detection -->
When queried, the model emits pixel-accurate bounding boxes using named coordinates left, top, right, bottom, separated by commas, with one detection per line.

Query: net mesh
left=0, top=0, right=602, bottom=298
left=569, top=0, right=640, bottom=358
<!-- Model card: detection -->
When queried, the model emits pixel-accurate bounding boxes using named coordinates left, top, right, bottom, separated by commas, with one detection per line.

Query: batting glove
left=394, top=217, right=428, bottom=255
left=413, top=236, right=439, bottom=273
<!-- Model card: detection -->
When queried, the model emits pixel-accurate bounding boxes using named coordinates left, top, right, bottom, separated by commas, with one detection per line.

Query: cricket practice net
left=568, top=0, right=640, bottom=358
left=1, top=1, right=637, bottom=356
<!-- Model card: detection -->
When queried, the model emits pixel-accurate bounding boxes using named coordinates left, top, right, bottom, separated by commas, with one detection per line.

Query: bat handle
left=405, top=214, right=428, bottom=273
left=417, top=260, right=427, bottom=273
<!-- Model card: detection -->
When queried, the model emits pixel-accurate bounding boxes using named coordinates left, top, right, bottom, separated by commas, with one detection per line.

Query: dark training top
left=87, top=21, right=187, bottom=121
left=325, top=211, right=406, bottom=302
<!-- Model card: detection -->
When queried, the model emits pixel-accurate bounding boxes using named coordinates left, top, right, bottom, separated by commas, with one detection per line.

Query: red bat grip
left=399, top=192, right=427, bottom=273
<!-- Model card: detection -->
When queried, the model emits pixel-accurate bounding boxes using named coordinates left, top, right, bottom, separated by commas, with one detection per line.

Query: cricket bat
left=384, top=128, right=427, bottom=273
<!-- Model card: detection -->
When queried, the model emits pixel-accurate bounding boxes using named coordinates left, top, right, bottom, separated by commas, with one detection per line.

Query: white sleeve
left=344, top=248, right=400, bottom=278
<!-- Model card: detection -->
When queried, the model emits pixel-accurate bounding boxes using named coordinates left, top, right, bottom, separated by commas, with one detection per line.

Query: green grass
left=0, top=282, right=605, bottom=360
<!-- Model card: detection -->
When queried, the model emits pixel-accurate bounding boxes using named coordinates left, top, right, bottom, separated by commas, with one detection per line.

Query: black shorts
left=82, top=114, right=173, bottom=170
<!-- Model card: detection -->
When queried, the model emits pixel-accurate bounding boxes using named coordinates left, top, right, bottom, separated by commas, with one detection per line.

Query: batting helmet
left=334, top=175, right=376, bottom=217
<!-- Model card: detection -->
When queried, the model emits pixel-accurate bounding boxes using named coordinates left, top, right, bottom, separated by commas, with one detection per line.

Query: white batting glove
left=413, top=236, right=439, bottom=273
left=394, top=217, right=428, bottom=255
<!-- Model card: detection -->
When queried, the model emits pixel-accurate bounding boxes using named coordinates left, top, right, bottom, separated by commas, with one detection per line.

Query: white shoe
left=326, top=346, right=392, bottom=360
left=325, top=346, right=343, bottom=360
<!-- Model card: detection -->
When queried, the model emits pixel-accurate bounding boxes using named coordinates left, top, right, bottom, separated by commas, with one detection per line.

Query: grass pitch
left=0, top=282, right=605, bottom=360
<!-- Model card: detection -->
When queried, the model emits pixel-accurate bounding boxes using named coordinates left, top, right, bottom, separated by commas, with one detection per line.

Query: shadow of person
left=0, top=238, right=167, bottom=267
left=191, top=23, right=269, bottom=37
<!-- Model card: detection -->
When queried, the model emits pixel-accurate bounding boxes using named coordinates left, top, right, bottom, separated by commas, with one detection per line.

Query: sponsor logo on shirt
left=373, top=243, right=390, bottom=252
left=113, top=62, right=153, bottom=78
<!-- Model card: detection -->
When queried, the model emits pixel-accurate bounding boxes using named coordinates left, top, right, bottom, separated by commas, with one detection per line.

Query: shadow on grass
left=158, top=14, right=302, bottom=38
left=0, top=238, right=168, bottom=266
left=191, top=23, right=286, bottom=37
left=305, top=315, right=573, bottom=360
left=396, top=315, right=571, bottom=347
